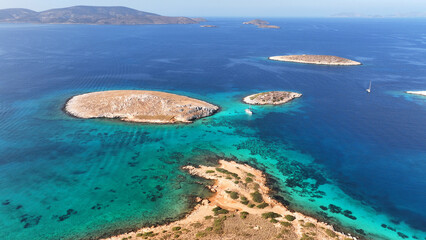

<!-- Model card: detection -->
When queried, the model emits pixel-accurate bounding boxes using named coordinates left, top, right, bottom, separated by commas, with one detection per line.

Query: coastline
left=64, top=90, right=219, bottom=124
left=103, top=160, right=357, bottom=240
left=269, top=56, right=362, bottom=66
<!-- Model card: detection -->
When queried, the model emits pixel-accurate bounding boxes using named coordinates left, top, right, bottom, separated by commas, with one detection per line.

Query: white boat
left=245, top=107, right=253, bottom=115
left=366, top=81, right=371, bottom=93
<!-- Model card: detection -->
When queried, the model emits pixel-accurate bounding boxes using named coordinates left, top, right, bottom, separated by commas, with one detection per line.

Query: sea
left=0, top=18, right=425, bottom=240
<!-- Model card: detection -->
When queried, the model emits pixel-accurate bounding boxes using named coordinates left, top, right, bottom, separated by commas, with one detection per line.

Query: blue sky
left=1, top=0, right=425, bottom=17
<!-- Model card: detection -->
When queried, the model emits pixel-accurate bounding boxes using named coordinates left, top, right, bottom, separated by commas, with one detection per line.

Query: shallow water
left=0, top=18, right=425, bottom=240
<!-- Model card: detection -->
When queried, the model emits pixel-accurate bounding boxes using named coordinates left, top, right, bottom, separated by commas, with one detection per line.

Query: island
left=200, top=25, right=217, bottom=28
left=243, top=19, right=281, bottom=29
left=0, top=6, right=204, bottom=25
left=269, top=55, right=362, bottom=66
left=243, top=91, right=302, bottom=105
left=104, top=160, right=354, bottom=240
left=406, top=91, right=426, bottom=97
left=64, top=90, right=219, bottom=124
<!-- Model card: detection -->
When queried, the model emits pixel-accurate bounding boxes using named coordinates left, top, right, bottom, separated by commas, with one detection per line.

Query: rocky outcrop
left=65, top=90, right=219, bottom=124
left=243, top=91, right=302, bottom=105
left=269, top=55, right=361, bottom=66
left=243, top=19, right=280, bottom=29
left=0, top=6, right=204, bottom=25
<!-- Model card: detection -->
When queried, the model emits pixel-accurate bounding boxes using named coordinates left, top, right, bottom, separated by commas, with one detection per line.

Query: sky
left=0, top=0, right=425, bottom=17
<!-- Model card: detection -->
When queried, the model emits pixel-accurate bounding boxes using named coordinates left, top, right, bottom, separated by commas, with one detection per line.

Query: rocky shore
left=65, top=90, right=219, bottom=124
left=243, top=19, right=280, bottom=29
left=104, top=160, right=355, bottom=240
left=406, top=91, right=426, bottom=97
left=269, top=55, right=361, bottom=66
left=243, top=91, right=302, bottom=105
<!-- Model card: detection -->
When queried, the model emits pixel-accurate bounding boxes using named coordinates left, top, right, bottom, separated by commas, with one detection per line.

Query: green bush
left=240, top=199, right=249, bottom=205
left=247, top=173, right=255, bottom=177
left=250, top=191, right=263, bottom=203
left=248, top=203, right=255, bottom=208
left=172, top=226, right=181, bottom=231
left=240, top=211, right=249, bottom=219
left=212, top=206, right=229, bottom=215
left=205, top=170, right=215, bottom=174
left=213, top=216, right=227, bottom=234
left=191, top=222, right=203, bottom=228
left=229, top=191, right=239, bottom=199
left=256, top=202, right=269, bottom=209
left=270, top=218, right=278, bottom=223
left=280, top=221, right=292, bottom=227
left=196, top=231, right=207, bottom=238
left=303, top=222, right=315, bottom=228
left=205, top=227, right=213, bottom=232
left=261, top=212, right=282, bottom=219
left=204, top=215, right=213, bottom=220
left=245, top=177, right=253, bottom=183
left=300, top=233, right=314, bottom=240
left=284, top=215, right=296, bottom=221
left=325, top=229, right=337, bottom=237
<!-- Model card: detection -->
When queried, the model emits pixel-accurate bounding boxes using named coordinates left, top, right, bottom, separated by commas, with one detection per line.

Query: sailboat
left=245, top=105, right=253, bottom=115
left=366, top=81, right=372, bottom=93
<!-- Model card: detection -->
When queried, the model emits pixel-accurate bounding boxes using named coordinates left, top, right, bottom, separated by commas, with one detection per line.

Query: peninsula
left=0, top=6, right=203, bottom=25
left=64, top=90, right=219, bottom=124
left=243, top=91, right=302, bottom=105
left=406, top=91, right=426, bottom=97
left=269, top=55, right=362, bottom=66
left=243, top=19, right=280, bottom=29
left=104, top=160, right=355, bottom=240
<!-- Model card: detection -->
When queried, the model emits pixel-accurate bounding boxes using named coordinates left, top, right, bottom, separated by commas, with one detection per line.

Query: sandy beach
left=104, top=160, right=356, bottom=240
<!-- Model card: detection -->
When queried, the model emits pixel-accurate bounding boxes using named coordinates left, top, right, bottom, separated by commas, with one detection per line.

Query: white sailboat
left=366, top=81, right=372, bottom=93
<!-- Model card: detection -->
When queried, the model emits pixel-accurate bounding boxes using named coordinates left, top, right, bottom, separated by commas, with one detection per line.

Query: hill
left=0, top=6, right=203, bottom=25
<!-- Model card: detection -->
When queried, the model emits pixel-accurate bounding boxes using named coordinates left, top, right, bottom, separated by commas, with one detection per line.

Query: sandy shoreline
left=103, top=160, right=357, bottom=240
left=406, top=91, right=426, bottom=97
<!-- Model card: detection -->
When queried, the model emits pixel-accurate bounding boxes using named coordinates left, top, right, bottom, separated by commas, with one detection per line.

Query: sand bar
left=406, top=91, right=426, bottom=97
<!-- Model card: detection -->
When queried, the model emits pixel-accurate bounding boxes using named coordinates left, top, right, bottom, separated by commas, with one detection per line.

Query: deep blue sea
left=0, top=18, right=425, bottom=240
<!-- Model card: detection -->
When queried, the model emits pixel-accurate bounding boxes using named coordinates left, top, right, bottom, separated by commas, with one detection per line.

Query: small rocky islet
left=243, top=19, right=281, bottom=29
left=65, top=90, right=219, bottom=124
left=243, top=91, right=302, bottom=105
left=269, top=55, right=361, bottom=66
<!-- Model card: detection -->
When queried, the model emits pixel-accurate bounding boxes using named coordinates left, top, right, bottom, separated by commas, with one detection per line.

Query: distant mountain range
left=0, top=6, right=205, bottom=25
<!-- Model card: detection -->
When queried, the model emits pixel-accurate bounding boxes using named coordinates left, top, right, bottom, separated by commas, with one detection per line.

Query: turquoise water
left=0, top=19, right=425, bottom=240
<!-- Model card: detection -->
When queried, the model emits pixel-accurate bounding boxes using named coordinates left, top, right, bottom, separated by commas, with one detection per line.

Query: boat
left=245, top=106, right=253, bottom=115
left=366, top=81, right=371, bottom=93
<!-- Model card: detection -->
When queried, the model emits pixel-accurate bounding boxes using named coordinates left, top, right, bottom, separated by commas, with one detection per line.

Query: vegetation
left=191, top=222, right=203, bottom=228
left=325, top=229, right=337, bottom=237
left=250, top=191, right=263, bottom=203
left=246, top=172, right=255, bottom=177
left=205, top=170, right=214, bottom=174
left=212, top=216, right=227, bottom=234
left=229, top=191, right=239, bottom=199
left=270, top=218, right=278, bottom=223
left=212, top=206, right=229, bottom=215
left=245, top=177, right=253, bottom=183
left=215, top=168, right=239, bottom=179
left=196, top=231, right=207, bottom=238
left=261, top=212, right=282, bottom=219
left=300, top=233, right=314, bottom=240
left=303, top=222, right=315, bottom=228
left=256, top=202, right=269, bottom=209
left=248, top=203, right=255, bottom=208
left=284, top=215, right=296, bottom=221
left=204, top=215, right=213, bottom=220
left=172, top=226, right=181, bottom=231
left=280, top=221, right=292, bottom=227
left=136, top=231, right=157, bottom=237
left=240, top=211, right=249, bottom=219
